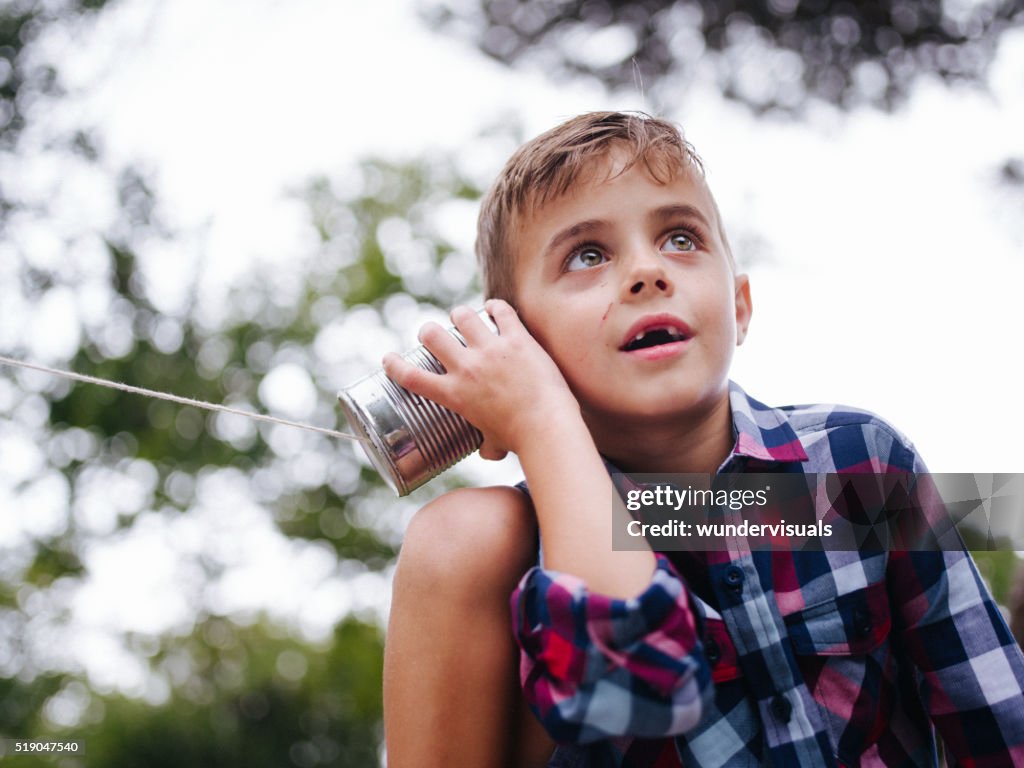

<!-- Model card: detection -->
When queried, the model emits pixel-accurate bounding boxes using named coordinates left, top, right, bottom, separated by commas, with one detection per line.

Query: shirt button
left=705, top=639, right=721, bottom=665
left=853, top=607, right=873, bottom=638
left=724, top=566, right=744, bottom=592
left=770, top=693, right=793, bottom=723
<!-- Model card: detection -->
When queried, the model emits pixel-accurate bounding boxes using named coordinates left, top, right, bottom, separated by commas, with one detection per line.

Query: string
left=0, top=354, right=368, bottom=443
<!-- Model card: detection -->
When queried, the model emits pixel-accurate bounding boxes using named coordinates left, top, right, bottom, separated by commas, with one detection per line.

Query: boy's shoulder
left=421, top=484, right=531, bottom=515
left=777, top=400, right=912, bottom=443
left=730, top=383, right=922, bottom=473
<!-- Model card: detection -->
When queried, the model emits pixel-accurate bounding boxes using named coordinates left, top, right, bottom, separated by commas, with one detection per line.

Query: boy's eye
left=664, top=233, right=696, bottom=252
left=566, top=247, right=608, bottom=272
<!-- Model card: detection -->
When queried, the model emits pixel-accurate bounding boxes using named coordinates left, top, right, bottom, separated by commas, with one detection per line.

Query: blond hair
left=476, top=111, right=722, bottom=303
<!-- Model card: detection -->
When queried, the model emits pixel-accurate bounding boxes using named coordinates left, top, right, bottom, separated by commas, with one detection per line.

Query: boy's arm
left=384, top=301, right=655, bottom=597
left=888, top=466, right=1024, bottom=763
left=385, top=301, right=711, bottom=740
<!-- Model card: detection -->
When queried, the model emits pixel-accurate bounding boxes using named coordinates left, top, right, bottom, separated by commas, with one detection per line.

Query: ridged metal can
left=337, top=309, right=497, bottom=496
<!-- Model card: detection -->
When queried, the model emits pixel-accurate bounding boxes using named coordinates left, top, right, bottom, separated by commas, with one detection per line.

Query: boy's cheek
left=513, top=312, right=555, bottom=358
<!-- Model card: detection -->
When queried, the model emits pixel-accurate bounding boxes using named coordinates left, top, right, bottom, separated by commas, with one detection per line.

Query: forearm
left=510, top=387, right=707, bottom=742
left=383, top=301, right=656, bottom=597
left=517, top=409, right=655, bottom=599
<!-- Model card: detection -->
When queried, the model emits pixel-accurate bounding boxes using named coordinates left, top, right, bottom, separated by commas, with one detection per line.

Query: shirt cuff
left=512, top=554, right=710, bottom=742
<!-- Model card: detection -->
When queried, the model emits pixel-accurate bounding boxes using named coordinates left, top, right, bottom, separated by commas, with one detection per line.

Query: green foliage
left=968, top=548, right=1020, bottom=608
left=1, top=145, right=482, bottom=760
left=3, top=619, right=384, bottom=767
left=0, top=1, right=109, bottom=157
left=303, top=156, right=482, bottom=308
left=0, top=673, right=68, bottom=736
left=1, top=4, right=487, bottom=764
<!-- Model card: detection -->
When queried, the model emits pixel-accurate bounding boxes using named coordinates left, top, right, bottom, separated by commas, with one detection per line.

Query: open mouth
left=621, top=326, right=689, bottom=352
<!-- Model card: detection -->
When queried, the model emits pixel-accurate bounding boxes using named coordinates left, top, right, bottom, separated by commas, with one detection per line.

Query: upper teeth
left=633, top=327, right=683, bottom=342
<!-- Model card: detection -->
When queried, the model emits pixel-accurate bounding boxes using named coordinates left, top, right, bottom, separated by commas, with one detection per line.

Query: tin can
left=338, top=309, right=497, bottom=496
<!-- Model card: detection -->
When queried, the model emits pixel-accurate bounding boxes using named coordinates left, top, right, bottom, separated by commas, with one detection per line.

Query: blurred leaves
left=303, top=156, right=483, bottom=307
left=1, top=143, right=484, bottom=763
left=3, top=618, right=384, bottom=768
left=425, top=0, right=1024, bottom=113
left=1, top=2, right=487, bottom=764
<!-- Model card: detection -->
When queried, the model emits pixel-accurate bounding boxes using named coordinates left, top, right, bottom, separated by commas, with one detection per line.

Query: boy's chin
left=583, top=389, right=723, bottom=427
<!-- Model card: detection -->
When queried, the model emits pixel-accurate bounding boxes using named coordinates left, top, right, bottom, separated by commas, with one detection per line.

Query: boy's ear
left=734, top=273, right=752, bottom=346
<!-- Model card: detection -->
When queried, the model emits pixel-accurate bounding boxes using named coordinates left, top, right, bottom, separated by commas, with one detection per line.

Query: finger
left=450, top=304, right=496, bottom=347
left=417, top=321, right=466, bottom=372
left=483, top=299, right=526, bottom=338
left=382, top=352, right=450, bottom=405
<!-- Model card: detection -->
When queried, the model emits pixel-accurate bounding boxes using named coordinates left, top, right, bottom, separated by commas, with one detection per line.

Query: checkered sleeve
left=511, top=553, right=712, bottom=744
left=888, top=460, right=1024, bottom=765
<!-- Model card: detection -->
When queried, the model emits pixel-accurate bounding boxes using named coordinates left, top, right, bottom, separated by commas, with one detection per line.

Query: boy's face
left=511, top=151, right=751, bottom=433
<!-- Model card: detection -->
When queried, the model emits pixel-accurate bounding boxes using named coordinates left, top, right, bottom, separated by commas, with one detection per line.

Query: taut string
left=0, top=354, right=367, bottom=443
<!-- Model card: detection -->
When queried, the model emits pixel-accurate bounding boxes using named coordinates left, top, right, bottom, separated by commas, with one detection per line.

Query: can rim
left=337, top=388, right=408, bottom=496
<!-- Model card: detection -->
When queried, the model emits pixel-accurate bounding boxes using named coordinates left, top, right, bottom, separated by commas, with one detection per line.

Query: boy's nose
left=622, top=254, right=674, bottom=300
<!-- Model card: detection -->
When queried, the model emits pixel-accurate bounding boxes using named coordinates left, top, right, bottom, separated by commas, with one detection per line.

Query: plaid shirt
left=512, top=382, right=1024, bottom=767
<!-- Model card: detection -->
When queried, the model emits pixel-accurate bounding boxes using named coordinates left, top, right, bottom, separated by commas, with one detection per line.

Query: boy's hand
left=382, top=299, right=580, bottom=460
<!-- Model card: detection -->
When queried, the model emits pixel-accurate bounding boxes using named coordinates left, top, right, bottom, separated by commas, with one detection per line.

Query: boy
left=380, top=112, right=1024, bottom=767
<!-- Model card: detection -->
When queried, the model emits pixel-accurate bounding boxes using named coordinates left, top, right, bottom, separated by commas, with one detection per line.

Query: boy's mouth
left=619, top=317, right=692, bottom=352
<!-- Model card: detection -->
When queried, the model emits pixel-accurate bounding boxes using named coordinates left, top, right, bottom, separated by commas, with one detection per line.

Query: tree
left=2, top=2, right=488, bottom=763
left=2, top=145, right=484, bottom=763
left=4, top=617, right=385, bottom=768
left=424, top=0, right=1024, bottom=113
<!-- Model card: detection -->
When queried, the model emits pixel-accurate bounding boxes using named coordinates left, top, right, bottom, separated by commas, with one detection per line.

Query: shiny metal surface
left=338, top=309, right=496, bottom=496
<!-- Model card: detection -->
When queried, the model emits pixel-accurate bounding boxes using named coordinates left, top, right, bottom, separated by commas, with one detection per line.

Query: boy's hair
left=476, top=111, right=728, bottom=304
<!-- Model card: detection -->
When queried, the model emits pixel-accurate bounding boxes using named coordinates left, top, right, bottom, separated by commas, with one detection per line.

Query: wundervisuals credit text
left=613, top=474, right=841, bottom=551
left=614, top=473, right=1024, bottom=552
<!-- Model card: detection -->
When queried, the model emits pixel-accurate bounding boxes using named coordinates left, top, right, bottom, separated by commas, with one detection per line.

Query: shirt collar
left=728, top=381, right=809, bottom=464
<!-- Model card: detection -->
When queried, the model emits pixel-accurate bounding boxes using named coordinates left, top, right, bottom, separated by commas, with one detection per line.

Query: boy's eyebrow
left=651, top=204, right=713, bottom=229
left=543, top=219, right=607, bottom=258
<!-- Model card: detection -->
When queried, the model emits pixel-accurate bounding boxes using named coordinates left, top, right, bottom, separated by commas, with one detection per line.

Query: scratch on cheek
left=601, top=302, right=612, bottom=323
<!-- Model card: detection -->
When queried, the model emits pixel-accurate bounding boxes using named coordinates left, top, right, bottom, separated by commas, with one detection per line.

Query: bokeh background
left=1, top=0, right=1023, bottom=765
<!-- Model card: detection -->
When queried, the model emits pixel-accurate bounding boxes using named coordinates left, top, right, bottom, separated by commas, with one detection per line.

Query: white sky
left=9, top=0, right=1024, bottom=697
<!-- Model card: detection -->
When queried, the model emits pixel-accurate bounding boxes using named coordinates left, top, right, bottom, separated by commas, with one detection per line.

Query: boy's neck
left=587, top=392, right=735, bottom=476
